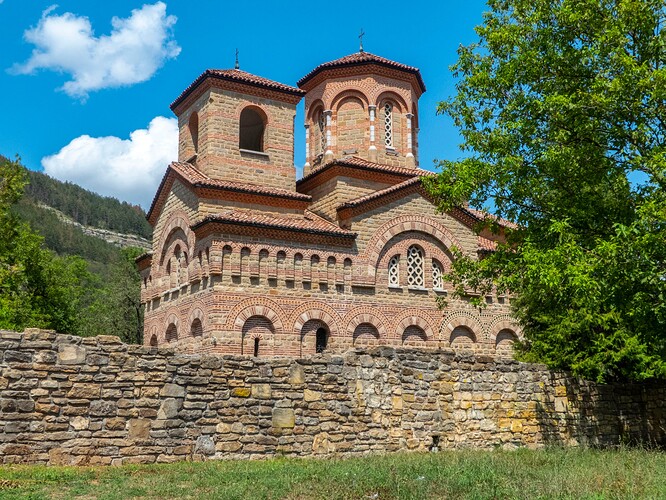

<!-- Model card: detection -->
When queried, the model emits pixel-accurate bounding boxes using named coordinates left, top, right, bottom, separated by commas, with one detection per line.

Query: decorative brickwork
left=140, top=51, right=517, bottom=360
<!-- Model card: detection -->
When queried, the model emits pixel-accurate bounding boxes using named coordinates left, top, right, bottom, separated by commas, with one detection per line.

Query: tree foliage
left=0, top=157, right=144, bottom=342
left=425, top=0, right=666, bottom=381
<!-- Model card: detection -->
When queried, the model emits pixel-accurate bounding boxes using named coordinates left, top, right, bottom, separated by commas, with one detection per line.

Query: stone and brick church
left=137, top=50, right=520, bottom=357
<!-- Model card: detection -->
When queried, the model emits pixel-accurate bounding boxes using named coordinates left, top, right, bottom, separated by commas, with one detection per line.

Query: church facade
left=137, top=50, right=520, bottom=357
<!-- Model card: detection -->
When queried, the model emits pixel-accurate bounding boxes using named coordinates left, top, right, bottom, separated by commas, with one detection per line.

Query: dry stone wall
left=1, top=329, right=664, bottom=466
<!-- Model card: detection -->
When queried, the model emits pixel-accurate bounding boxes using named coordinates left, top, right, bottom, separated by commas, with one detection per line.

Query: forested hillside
left=22, top=168, right=152, bottom=239
left=0, top=156, right=148, bottom=343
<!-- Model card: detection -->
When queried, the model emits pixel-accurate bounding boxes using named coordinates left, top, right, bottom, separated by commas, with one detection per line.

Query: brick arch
left=188, top=305, right=207, bottom=334
left=344, top=307, right=388, bottom=337
left=241, top=316, right=274, bottom=339
left=156, top=211, right=194, bottom=265
left=145, top=324, right=158, bottom=346
left=393, top=309, right=436, bottom=341
left=288, top=301, right=342, bottom=337
left=306, top=98, right=325, bottom=121
left=235, top=102, right=272, bottom=123
left=375, top=90, right=408, bottom=113
left=487, top=314, right=522, bottom=342
left=163, top=310, right=181, bottom=343
left=329, top=89, right=370, bottom=112
left=440, top=310, right=484, bottom=342
left=377, top=237, right=452, bottom=273
left=364, top=216, right=462, bottom=284
left=225, top=297, right=285, bottom=334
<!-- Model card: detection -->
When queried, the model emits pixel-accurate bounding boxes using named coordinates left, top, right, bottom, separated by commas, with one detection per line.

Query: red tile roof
left=170, top=162, right=311, bottom=200
left=171, top=69, right=305, bottom=111
left=146, top=162, right=311, bottom=224
left=478, top=236, right=498, bottom=252
left=298, top=52, right=426, bottom=93
left=464, top=207, right=519, bottom=229
left=192, top=210, right=356, bottom=239
left=297, top=156, right=430, bottom=186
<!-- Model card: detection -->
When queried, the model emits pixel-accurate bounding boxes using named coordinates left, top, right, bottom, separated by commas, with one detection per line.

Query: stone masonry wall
left=1, top=329, right=664, bottom=466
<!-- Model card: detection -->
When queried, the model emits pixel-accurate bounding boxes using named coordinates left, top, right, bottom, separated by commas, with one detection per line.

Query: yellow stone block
left=231, top=387, right=251, bottom=398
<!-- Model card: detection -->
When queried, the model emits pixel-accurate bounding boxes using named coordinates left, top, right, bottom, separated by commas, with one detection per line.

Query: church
left=137, top=49, right=520, bottom=357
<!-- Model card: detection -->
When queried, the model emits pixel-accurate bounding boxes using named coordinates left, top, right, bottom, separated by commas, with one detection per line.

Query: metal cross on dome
left=359, top=29, right=365, bottom=53
left=235, top=48, right=239, bottom=70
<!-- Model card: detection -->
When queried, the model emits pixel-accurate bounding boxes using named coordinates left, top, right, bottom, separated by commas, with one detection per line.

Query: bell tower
left=170, top=69, right=305, bottom=191
left=298, top=51, right=425, bottom=174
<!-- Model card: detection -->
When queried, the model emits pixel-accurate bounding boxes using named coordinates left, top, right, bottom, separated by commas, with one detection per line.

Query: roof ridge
left=171, top=68, right=305, bottom=111
left=297, top=51, right=426, bottom=93
left=298, top=156, right=431, bottom=186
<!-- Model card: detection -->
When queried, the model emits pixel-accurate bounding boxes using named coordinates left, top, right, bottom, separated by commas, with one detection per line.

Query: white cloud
left=11, top=2, right=180, bottom=98
left=42, top=117, right=178, bottom=208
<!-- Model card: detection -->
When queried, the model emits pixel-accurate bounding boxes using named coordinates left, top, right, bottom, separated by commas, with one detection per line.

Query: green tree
left=0, top=157, right=90, bottom=332
left=425, top=0, right=666, bottom=381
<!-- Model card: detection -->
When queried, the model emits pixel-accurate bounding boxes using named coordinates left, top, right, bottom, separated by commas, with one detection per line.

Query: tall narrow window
left=315, top=327, right=328, bottom=353
left=239, top=108, right=265, bottom=152
left=383, top=102, right=393, bottom=148
left=407, top=245, right=424, bottom=287
left=188, top=112, right=199, bottom=154
left=317, top=110, right=326, bottom=155
left=432, top=260, right=444, bottom=290
left=388, top=255, right=400, bottom=287
left=253, top=337, right=260, bottom=357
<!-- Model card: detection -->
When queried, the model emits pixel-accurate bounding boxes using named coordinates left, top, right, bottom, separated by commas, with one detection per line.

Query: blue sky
left=0, top=0, right=488, bottom=208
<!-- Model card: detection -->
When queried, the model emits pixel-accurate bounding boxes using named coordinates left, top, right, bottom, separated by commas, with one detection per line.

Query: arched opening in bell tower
left=239, top=107, right=266, bottom=152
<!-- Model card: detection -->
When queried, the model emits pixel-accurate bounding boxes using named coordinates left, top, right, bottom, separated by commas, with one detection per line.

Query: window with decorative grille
left=407, top=246, right=424, bottom=287
left=388, top=255, right=400, bottom=287
left=383, top=102, right=393, bottom=148
left=432, top=260, right=444, bottom=290
left=317, top=111, right=326, bottom=155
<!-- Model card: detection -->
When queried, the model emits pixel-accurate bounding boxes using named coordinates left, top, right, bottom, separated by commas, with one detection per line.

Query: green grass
left=1, top=448, right=665, bottom=499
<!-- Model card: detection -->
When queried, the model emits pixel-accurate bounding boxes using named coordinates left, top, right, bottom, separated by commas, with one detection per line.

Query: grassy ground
left=0, top=448, right=664, bottom=499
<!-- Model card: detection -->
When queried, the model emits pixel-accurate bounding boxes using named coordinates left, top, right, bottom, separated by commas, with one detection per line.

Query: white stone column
left=304, top=124, right=311, bottom=172
left=324, top=110, right=333, bottom=162
left=406, top=113, right=415, bottom=167
left=368, top=105, right=377, bottom=162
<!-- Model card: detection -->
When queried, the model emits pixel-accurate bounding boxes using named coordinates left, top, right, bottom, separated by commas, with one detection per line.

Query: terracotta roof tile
left=170, top=162, right=311, bottom=201
left=146, top=162, right=311, bottom=224
left=192, top=210, right=356, bottom=239
left=464, top=207, right=519, bottom=229
left=478, top=236, right=498, bottom=252
left=297, top=156, right=430, bottom=186
left=298, top=52, right=426, bottom=93
left=171, top=69, right=305, bottom=111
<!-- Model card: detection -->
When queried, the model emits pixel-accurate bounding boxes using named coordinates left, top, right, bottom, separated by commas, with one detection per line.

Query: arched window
left=407, top=245, right=424, bottom=287
left=253, top=337, right=260, bottom=357
left=315, top=327, right=328, bottom=353
left=188, top=112, right=199, bottom=154
left=191, top=318, right=203, bottom=337
left=165, top=324, right=178, bottom=343
left=239, top=108, right=265, bottom=152
left=149, top=335, right=158, bottom=347
left=432, top=260, right=444, bottom=290
left=388, top=255, right=400, bottom=287
left=383, top=102, right=393, bottom=148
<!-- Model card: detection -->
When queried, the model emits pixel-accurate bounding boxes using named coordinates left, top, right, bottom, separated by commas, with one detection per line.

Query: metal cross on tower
left=359, top=29, right=365, bottom=53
